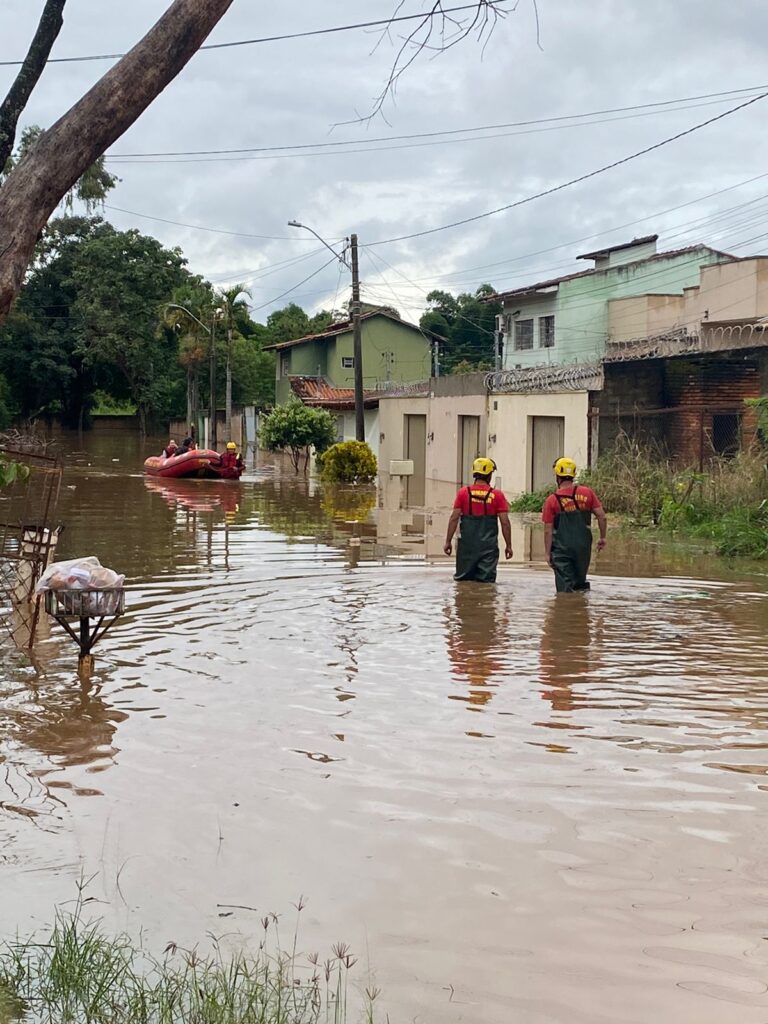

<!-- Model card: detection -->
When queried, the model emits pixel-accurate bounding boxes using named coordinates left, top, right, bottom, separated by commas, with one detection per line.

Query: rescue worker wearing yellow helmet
left=444, top=457, right=513, bottom=583
left=542, top=457, right=607, bottom=592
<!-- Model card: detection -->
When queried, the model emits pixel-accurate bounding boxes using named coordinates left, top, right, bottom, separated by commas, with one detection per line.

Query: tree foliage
left=318, top=440, right=378, bottom=483
left=260, top=399, right=336, bottom=474
left=420, top=284, right=500, bottom=372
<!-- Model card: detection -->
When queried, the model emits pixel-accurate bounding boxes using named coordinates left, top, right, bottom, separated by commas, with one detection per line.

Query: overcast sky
left=3, top=0, right=768, bottom=332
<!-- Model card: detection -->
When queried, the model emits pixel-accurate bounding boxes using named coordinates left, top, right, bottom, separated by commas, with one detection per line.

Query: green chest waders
left=551, top=487, right=593, bottom=593
left=455, top=487, right=500, bottom=583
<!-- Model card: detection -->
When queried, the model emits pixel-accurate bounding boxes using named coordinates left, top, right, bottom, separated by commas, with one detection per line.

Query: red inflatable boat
left=143, top=449, right=243, bottom=480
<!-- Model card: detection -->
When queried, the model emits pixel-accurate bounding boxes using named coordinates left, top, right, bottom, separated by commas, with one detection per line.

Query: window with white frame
left=539, top=315, right=555, bottom=348
left=341, top=356, right=355, bottom=369
left=514, top=318, right=534, bottom=351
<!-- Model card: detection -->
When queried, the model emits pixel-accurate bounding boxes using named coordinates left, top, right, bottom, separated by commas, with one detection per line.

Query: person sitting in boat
left=178, top=435, right=197, bottom=454
left=162, top=439, right=178, bottom=459
left=219, top=441, right=243, bottom=474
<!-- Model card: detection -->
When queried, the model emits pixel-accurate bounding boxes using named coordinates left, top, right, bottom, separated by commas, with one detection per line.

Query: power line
left=0, top=3, right=512, bottom=68
left=249, top=255, right=339, bottom=314
left=367, top=90, right=768, bottom=246
left=102, top=203, right=322, bottom=242
left=106, top=86, right=767, bottom=160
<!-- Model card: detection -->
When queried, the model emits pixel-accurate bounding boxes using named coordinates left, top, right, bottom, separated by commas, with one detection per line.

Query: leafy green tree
left=71, top=227, right=189, bottom=432
left=260, top=399, right=336, bottom=473
left=231, top=336, right=275, bottom=409
left=163, top=280, right=217, bottom=431
left=420, top=284, right=500, bottom=372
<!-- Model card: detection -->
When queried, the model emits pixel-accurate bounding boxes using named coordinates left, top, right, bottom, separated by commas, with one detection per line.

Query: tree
left=71, top=227, right=189, bottom=433
left=260, top=399, right=336, bottom=474
left=0, top=0, right=236, bottom=323
left=420, top=283, right=501, bottom=372
left=217, top=284, right=251, bottom=442
left=164, top=280, right=217, bottom=432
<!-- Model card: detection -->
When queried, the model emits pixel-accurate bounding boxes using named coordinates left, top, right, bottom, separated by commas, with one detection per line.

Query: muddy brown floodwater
left=3, top=428, right=768, bottom=1023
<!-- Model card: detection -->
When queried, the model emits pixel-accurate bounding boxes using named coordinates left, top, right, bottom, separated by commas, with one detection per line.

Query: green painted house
left=494, top=235, right=732, bottom=370
left=264, top=309, right=435, bottom=407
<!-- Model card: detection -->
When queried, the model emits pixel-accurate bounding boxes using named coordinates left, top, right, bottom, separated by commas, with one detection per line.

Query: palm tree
left=217, top=283, right=251, bottom=443
left=163, top=282, right=215, bottom=437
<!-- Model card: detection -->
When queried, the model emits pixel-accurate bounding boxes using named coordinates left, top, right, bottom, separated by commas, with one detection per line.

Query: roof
left=290, top=376, right=380, bottom=410
left=263, top=309, right=440, bottom=352
left=489, top=245, right=733, bottom=303
left=576, top=234, right=658, bottom=261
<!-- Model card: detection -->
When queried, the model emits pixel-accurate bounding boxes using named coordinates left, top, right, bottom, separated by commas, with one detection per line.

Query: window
left=514, top=319, right=534, bottom=351
left=280, top=354, right=290, bottom=376
left=341, top=356, right=355, bottom=369
left=539, top=315, right=555, bottom=348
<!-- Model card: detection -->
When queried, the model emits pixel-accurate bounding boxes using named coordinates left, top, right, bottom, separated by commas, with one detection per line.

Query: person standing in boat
left=443, top=457, right=513, bottom=583
left=162, top=439, right=178, bottom=459
left=542, top=457, right=607, bottom=593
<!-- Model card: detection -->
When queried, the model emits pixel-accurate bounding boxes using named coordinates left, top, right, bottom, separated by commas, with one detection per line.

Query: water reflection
left=445, top=583, right=511, bottom=712
left=539, top=595, right=596, bottom=715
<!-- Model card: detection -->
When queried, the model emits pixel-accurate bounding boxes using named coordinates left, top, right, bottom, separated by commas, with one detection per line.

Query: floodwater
left=3, top=428, right=768, bottom=1024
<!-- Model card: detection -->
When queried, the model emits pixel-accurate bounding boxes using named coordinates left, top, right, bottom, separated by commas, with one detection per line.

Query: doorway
left=530, top=416, right=565, bottom=491
left=405, top=414, right=427, bottom=506
left=457, top=415, right=481, bottom=486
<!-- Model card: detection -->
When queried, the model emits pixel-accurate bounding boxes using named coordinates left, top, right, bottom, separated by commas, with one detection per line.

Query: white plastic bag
left=36, top=556, right=125, bottom=595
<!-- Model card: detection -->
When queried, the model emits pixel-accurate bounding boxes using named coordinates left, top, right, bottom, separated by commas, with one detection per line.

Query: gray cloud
left=2, top=0, right=768, bottom=323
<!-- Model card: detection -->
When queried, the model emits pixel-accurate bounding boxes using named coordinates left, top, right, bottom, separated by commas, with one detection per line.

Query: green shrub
left=259, top=399, right=336, bottom=473
left=507, top=487, right=550, bottom=513
left=318, top=440, right=377, bottom=483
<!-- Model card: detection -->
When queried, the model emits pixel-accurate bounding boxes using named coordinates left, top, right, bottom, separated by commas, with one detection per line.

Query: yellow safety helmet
left=226, top=441, right=237, bottom=451
left=553, top=457, right=577, bottom=478
left=472, top=456, right=496, bottom=477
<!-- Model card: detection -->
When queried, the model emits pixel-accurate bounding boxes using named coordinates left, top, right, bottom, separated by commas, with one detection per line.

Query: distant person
left=162, top=439, right=178, bottom=459
left=443, top=457, right=513, bottom=583
left=219, top=441, right=243, bottom=473
left=542, top=457, right=607, bottom=593
left=178, top=435, right=196, bottom=454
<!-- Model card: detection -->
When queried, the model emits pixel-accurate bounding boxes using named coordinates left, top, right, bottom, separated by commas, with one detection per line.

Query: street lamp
left=288, top=221, right=365, bottom=442
left=166, top=303, right=219, bottom=449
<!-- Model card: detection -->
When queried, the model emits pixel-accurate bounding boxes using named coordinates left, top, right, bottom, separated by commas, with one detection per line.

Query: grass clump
left=0, top=895, right=382, bottom=1024
left=507, top=488, right=550, bottom=513
left=581, top=435, right=768, bottom=558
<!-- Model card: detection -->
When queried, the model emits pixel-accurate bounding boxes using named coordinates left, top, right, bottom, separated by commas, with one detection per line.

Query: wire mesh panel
left=0, top=435, right=63, bottom=649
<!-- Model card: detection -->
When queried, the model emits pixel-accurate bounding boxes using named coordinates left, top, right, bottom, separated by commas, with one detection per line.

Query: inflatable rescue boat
left=143, top=449, right=243, bottom=480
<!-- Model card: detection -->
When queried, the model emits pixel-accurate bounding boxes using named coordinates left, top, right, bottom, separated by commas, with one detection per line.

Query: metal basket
left=44, top=587, right=125, bottom=619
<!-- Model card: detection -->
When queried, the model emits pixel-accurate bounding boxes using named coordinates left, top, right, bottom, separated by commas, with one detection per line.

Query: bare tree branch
left=336, top=0, right=510, bottom=128
left=0, top=0, right=235, bottom=323
left=0, top=0, right=67, bottom=172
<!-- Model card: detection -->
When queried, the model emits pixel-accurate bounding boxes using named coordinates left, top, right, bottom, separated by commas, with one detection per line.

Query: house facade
left=264, top=310, right=435, bottom=453
left=496, top=235, right=731, bottom=369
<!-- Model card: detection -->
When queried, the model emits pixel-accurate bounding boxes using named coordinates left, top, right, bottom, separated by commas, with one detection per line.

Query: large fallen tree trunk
left=0, top=0, right=234, bottom=323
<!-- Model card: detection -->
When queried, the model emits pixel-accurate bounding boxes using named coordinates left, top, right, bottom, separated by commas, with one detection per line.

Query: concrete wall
left=607, top=257, right=768, bottom=342
left=378, top=391, right=487, bottom=508
left=487, top=391, right=590, bottom=495
left=334, top=409, right=381, bottom=457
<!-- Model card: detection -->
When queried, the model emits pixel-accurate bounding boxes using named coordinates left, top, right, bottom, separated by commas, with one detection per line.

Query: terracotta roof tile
left=290, top=377, right=379, bottom=410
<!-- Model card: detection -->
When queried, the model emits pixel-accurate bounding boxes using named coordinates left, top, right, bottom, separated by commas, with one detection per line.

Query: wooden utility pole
left=209, top=317, right=217, bottom=450
left=349, top=234, right=365, bottom=442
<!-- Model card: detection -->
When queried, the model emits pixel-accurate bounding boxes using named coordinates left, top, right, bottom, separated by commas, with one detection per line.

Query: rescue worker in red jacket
left=219, top=441, right=243, bottom=476
left=443, top=457, right=513, bottom=583
left=542, top=457, right=607, bottom=593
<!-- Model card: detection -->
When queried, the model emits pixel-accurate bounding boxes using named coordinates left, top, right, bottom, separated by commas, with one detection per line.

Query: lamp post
left=288, top=221, right=365, bottom=443
left=166, top=303, right=218, bottom=448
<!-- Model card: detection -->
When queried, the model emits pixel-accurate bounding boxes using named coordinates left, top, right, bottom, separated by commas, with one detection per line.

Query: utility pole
left=350, top=233, right=365, bottom=442
left=209, top=315, right=217, bottom=450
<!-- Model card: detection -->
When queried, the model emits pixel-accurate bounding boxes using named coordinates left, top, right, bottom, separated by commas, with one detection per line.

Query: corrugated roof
left=290, top=377, right=380, bottom=410
left=490, top=245, right=734, bottom=303
left=263, top=309, right=441, bottom=352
